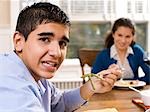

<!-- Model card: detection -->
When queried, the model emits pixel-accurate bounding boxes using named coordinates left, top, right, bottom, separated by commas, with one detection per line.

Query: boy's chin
left=45, top=72, right=56, bottom=79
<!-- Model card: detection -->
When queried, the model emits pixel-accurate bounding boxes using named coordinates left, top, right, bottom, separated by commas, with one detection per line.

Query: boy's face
left=14, top=23, right=70, bottom=81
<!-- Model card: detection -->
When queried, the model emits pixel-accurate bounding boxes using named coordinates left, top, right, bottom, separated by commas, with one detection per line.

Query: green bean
left=81, top=73, right=104, bottom=90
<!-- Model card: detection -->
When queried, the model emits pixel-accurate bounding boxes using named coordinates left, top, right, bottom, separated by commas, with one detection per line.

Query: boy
left=0, top=2, right=121, bottom=112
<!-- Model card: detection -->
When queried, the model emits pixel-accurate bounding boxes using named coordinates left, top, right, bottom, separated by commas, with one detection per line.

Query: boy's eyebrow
left=37, top=32, right=54, bottom=36
left=62, top=36, right=70, bottom=43
left=37, top=32, right=70, bottom=42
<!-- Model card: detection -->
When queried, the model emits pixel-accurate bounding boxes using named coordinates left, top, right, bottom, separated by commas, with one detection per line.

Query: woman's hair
left=105, top=18, right=135, bottom=48
left=16, top=2, right=70, bottom=40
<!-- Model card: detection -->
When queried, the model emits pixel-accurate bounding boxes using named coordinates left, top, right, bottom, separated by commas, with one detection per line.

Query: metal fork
left=119, top=67, right=125, bottom=82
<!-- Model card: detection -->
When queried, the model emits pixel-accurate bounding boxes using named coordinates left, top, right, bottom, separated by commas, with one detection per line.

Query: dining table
left=76, top=85, right=150, bottom=112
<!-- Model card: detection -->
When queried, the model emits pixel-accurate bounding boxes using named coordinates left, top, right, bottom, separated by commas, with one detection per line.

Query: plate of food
left=114, top=80, right=146, bottom=88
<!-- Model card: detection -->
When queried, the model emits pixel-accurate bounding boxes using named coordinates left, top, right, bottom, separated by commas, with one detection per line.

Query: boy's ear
left=13, top=31, right=25, bottom=52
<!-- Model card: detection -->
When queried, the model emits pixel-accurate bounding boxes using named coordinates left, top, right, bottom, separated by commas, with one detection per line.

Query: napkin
left=132, top=98, right=150, bottom=110
left=84, top=108, right=118, bottom=112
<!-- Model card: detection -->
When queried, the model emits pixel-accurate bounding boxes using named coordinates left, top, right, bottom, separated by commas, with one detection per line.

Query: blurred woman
left=92, top=17, right=150, bottom=84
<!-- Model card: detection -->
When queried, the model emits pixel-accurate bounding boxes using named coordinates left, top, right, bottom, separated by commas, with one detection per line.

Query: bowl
left=140, top=89, right=150, bottom=106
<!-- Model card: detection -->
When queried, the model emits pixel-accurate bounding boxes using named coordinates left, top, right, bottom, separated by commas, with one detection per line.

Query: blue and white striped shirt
left=0, top=52, right=86, bottom=112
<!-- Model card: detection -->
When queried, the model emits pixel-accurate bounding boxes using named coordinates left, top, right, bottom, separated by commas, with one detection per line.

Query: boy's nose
left=48, top=41, right=61, bottom=58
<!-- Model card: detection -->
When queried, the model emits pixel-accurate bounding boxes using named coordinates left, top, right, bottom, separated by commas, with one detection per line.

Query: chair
left=78, top=48, right=100, bottom=84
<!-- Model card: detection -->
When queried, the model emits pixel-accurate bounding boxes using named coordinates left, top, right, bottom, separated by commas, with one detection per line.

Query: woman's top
left=110, top=44, right=134, bottom=79
left=92, top=44, right=150, bottom=84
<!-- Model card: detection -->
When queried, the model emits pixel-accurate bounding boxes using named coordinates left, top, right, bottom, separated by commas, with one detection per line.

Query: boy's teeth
left=42, top=61, right=57, bottom=67
left=45, top=61, right=55, bottom=66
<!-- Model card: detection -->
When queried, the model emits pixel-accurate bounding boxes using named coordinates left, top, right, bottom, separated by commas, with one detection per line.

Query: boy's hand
left=80, top=64, right=122, bottom=100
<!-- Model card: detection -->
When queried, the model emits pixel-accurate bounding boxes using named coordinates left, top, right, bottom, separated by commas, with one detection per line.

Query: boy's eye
left=59, top=40, right=68, bottom=49
left=39, top=37, right=50, bottom=43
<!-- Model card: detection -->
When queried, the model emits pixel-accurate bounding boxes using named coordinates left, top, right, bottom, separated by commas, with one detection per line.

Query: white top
left=110, top=45, right=134, bottom=79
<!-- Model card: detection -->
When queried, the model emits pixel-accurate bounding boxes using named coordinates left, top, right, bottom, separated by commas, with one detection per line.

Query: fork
left=119, top=67, right=125, bottom=82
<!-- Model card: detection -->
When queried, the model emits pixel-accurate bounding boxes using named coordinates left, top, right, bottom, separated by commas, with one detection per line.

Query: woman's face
left=113, top=26, right=134, bottom=51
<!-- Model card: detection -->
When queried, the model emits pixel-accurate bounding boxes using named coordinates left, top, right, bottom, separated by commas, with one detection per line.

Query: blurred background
left=0, top=0, right=150, bottom=90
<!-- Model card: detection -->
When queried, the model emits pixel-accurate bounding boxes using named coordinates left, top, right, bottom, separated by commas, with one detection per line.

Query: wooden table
left=76, top=85, right=150, bottom=112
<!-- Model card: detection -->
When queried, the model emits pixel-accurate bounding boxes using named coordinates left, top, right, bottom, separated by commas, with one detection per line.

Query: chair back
left=78, top=48, right=100, bottom=83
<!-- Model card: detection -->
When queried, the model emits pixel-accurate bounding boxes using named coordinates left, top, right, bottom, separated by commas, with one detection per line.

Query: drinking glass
left=143, top=51, right=150, bottom=65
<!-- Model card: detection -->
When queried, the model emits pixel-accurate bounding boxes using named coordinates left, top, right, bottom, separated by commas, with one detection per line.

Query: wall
left=0, top=28, right=12, bottom=53
left=0, top=0, right=12, bottom=53
left=49, top=59, right=83, bottom=82
left=0, top=0, right=10, bottom=27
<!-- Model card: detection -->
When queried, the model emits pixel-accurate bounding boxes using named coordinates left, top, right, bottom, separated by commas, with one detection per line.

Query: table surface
left=76, top=85, right=150, bottom=112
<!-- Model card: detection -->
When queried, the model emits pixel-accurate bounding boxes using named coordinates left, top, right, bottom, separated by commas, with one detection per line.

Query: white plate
left=114, top=80, right=146, bottom=88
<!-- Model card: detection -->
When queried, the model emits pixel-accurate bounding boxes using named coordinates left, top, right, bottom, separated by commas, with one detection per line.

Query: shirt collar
left=110, top=44, right=134, bottom=59
left=9, top=52, right=46, bottom=95
left=38, top=79, right=46, bottom=96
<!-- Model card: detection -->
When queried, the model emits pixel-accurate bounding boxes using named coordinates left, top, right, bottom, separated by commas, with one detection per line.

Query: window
left=67, top=22, right=148, bottom=58
left=67, top=22, right=111, bottom=58
left=135, top=22, right=147, bottom=50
